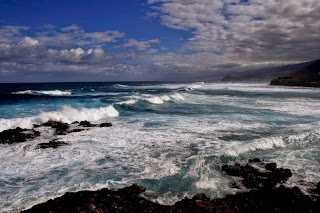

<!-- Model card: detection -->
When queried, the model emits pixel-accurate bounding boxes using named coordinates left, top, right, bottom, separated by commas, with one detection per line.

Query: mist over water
left=0, top=82, right=320, bottom=212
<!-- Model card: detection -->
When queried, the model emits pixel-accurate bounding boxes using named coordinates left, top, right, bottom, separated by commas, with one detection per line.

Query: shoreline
left=22, top=159, right=320, bottom=213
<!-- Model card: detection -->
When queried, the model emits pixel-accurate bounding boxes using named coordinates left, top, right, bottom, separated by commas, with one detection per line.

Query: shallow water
left=0, top=82, right=319, bottom=212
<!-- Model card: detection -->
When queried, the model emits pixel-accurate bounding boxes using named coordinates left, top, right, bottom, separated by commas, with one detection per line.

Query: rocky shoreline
left=21, top=159, right=320, bottom=213
left=0, top=120, right=112, bottom=148
left=2, top=123, right=320, bottom=212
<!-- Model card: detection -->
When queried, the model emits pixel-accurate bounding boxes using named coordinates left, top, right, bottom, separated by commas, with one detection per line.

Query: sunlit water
left=0, top=82, right=319, bottom=212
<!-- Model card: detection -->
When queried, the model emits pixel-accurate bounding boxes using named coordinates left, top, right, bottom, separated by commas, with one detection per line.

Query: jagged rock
left=265, top=162, right=277, bottom=171
left=0, top=127, right=40, bottom=144
left=99, top=123, right=112, bottom=127
left=42, top=120, right=70, bottom=135
left=249, top=158, right=261, bottom=163
left=22, top=161, right=320, bottom=213
left=37, top=139, right=68, bottom=149
left=221, top=159, right=292, bottom=189
left=68, top=129, right=84, bottom=133
left=22, top=184, right=164, bottom=213
left=79, top=121, right=97, bottom=127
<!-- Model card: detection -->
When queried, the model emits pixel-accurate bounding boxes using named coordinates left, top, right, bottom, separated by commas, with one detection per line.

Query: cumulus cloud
left=148, top=0, right=320, bottom=65
left=0, top=37, right=39, bottom=60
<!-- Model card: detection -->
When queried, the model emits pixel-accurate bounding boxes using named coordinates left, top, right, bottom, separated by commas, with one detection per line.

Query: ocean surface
left=0, top=82, right=319, bottom=212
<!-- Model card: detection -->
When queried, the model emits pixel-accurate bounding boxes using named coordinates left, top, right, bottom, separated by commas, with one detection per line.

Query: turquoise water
left=0, top=82, right=319, bottom=212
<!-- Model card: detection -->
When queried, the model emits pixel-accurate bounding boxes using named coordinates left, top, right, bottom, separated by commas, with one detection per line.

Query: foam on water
left=1, top=82, right=320, bottom=212
left=12, top=90, right=72, bottom=96
left=116, top=93, right=184, bottom=106
left=0, top=105, right=119, bottom=131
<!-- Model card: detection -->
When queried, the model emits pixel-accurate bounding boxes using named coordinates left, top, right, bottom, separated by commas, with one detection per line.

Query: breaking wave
left=116, top=93, right=184, bottom=106
left=12, top=90, right=72, bottom=96
left=0, top=105, right=119, bottom=131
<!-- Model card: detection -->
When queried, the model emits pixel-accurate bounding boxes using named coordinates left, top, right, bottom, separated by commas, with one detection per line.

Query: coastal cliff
left=270, top=59, right=320, bottom=87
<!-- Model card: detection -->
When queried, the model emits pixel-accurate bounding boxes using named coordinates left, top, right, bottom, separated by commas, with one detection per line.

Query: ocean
left=0, top=82, right=319, bottom=212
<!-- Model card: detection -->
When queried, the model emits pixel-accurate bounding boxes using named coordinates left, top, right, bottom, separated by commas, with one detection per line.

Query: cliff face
left=270, top=75, right=320, bottom=87
left=270, top=59, right=320, bottom=87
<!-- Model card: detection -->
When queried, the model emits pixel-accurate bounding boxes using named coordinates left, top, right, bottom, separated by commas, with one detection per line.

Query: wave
left=183, top=82, right=204, bottom=91
left=116, top=93, right=184, bottom=106
left=223, top=137, right=286, bottom=157
left=0, top=105, right=119, bottom=131
left=12, top=90, right=72, bottom=96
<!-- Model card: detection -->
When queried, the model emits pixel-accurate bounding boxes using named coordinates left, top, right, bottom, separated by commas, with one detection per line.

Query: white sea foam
left=11, top=90, right=33, bottom=94
left=185, top=83, right=204, bottom=91
left=0, top=105, right=119, bottom=131
left=145, top=96, right=164, bottom=105
left=223, top=137, right=286, bottom=157
left=116, top=93, right=184, bottom=106
left=12, top=90, right=72, bottom=96
left=35, top=90, right=72, bottom=95
left=117, top=99, right=138, bottom=105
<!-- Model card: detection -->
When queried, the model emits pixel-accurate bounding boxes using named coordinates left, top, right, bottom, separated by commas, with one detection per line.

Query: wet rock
left=22, top=184, right=164, bottom=213
left=68, top=129, right=84, bottom=133
left=22, top=161, right=320, bottom=213
left=0, top=127, right=40, bottom=144
left=99, top=123, right=112, bottom=127
left=37, top=139, right=68, bottom=149
left=42, top=120, right=70, bottom=135
left=79, top=120, right=97, bottom=127
left=33, top=124, right=41, bottom=128
left=265, top=162, right=277, bottom=171
left=221, top=159, right=292, bottom=189
left=248, top=158, right=261, bottom=163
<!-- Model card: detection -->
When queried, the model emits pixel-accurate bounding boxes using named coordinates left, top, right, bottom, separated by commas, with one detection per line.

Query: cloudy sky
left=0, top=0, right=319, bottom=82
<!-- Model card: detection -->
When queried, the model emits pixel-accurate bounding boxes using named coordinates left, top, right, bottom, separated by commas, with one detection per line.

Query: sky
left=0, top=0, right=319, bottom=82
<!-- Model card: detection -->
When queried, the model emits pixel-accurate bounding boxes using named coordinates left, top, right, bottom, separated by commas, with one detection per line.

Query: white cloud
left=123, top=39, right=161, bottom=51
left=0, top=37, right=40, bottom=59
left=148, top=0, right=320, bottom=64
left=46, top=47, right=106, bottom=63
left=34, top=25, right=125, bottom=47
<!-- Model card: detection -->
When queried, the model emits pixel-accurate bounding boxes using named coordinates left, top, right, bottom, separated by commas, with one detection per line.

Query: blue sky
left=0, top=0, right=319, bottom=82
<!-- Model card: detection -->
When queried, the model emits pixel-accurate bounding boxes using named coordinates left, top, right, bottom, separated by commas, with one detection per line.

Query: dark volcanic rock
left=42, top=120, right=70, bottom=135
left=265, top=162, right=277, bottom=171
left=99, top=123, right=112, bottom=127
left=221, top=160, right=292, bottom=189
left=79, top=120, right=97, bottom=127
left=37, top=139, right=68, bottom=149
left=0, top=127, right=40, bottom=144
left=23, top=159, right=320, bottom=213
left=22, top=184, right=165, bottom=213
left=68, top=129, right=84, bottom=133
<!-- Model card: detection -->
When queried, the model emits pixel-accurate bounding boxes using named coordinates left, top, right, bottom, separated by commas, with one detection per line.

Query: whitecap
left=0, top=105, right=119, bottom=131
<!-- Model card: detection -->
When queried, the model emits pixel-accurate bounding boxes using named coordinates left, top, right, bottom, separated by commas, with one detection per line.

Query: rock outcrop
left=37, top=139, right=68, bottom=149
left=270, top=75, right=320, bottom=87
left=270, top=59, right=320, bottom=87
left=0, top=127, right=40, bottom=144
left=23, top=159, right=320, bottom=213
